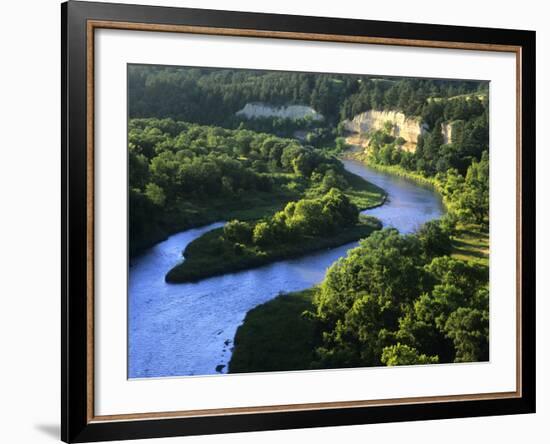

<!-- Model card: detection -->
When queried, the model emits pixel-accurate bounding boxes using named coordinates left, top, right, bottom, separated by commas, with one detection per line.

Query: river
left=128, top=159, right=444, bottom=378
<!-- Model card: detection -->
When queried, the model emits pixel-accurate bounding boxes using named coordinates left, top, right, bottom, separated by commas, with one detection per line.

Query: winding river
left=128, top=159, right=444, bottom=378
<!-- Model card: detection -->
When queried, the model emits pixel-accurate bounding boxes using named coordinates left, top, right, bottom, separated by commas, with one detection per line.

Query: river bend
left=128, top=160, right=444, bottom=378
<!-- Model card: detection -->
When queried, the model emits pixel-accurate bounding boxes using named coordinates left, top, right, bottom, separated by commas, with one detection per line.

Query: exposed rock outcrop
left=236, top=103, right=324, bottom=121
left=441, top=122, right=454, bottom=144
left=343, top=110, right=428, bottom=152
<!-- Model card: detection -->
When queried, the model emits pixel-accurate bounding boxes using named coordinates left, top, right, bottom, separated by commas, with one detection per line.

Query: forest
left=129, top=118, right=384, bottom=255
left=128, top=65, right=490, bottom=373
left=129, top=65, right=487, bottom=147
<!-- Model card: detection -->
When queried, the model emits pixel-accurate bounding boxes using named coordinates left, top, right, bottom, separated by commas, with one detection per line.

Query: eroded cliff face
left=441, top=122, right=454, bottom=145
left=237, top=104, right=454, bottom=152
left=343, top=110, right=428, bottom=152
left=236, top=103, right=324, bottom=121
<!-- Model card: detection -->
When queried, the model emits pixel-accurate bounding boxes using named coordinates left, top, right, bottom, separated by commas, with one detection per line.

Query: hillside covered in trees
left=129, top=64, right=487, bottom=147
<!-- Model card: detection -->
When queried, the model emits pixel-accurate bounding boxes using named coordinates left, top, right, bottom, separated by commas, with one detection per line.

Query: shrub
left=223, top=220, right=253, bottom=244
left=381, top=343, right=439, bottom=366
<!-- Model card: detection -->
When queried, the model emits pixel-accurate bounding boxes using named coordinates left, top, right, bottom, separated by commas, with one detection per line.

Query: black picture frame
left=61, top=1, right=536, bottom=442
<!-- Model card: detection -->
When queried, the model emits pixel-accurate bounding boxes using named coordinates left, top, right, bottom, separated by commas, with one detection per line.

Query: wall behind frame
left=0, top=0, right=546, bottom=443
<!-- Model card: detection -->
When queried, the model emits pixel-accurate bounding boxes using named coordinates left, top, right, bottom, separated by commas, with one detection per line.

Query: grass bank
left=229, top=289, right=318, bottom=373
left=337, top=169, right=386, bottom=210
left=451, top=224, right=489, bottom=267
left=344, top=150, right=440, bottom=190
left=165, top=216, right=381, bottom=283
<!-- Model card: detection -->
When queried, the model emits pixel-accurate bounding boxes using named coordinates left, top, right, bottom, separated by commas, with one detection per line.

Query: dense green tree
left=252, top=221, right=278, bottom=247
left=144, top=183, right=166, bottom=207
left=248, top=188, right=359, bottom=247
left=417, top=220, right=452, bottom=258
left=310, top=229, right=488, bottom=368
left=320, top=169, right=348, bottom=191
left=381, top=343, right=439, bottom=366
left=223, top=220, right=253, bottom=244
left=444, top=305, right=489, bottom=362
left=127, top=118, right=348, bottom=254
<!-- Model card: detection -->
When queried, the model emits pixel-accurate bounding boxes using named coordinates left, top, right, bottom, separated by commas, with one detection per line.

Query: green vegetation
left=353, top=84, right=488, bottom=224
left=129, top=65, right=487, bottom=150
left=230, top=223, right=489, bottom=371
left=227, top=92, right=492, bottom=370
left=129, top=65, right=350, bottom=124
left=381, top=344, right=440, bottom=366
left=312, top=227, right=488, bottom=367
left=359, top=108, right=488, bottom=177
left=229, top=289, right=317, bottom=373
left=229, top=80, right=490, bottom=371
left=129, top=65, right=486, bottom=126
left=129, top=118, right=384, bottom=255
left=129, top=65, right=491, bottom=372
left=451, top=225, right=489, bottom=266
left=166, top=189, right=381, bottom=283
left=339, top=78, right=487, bottom=124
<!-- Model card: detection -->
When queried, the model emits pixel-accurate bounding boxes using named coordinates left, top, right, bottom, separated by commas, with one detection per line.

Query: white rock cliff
left=441, top=122, right=454, bottom=145
left=343, top=110, right=428, bottom=152
left=236, top=103, right=324, bottom=121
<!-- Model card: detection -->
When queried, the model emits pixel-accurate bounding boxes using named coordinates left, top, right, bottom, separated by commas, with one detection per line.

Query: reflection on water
left=128, top=160, right=444, bottom=378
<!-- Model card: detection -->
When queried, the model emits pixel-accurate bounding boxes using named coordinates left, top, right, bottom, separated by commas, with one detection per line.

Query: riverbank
left=131, top=168, right=386, bottom=257
left=131, top=186, right=314, bottom=257
left=229, top=288, right=318, bottom=373
left=164, top=165, right=386, bottom=283
left=165, top=216, right=382, bottom=283
left=342, top=149, right=441, bottom=190
left=228, top=226, right=489, bottom=375
left=344, top=151, right=489, bottom=267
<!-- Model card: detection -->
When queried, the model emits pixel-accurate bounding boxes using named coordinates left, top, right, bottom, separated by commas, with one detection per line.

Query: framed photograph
left=61, top=1, right=535, bottom=442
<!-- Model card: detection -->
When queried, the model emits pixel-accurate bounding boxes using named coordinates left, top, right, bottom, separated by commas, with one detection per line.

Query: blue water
left=342, top=159, right=444, bottom=234
left=128, top=160, right=444, bottom=378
